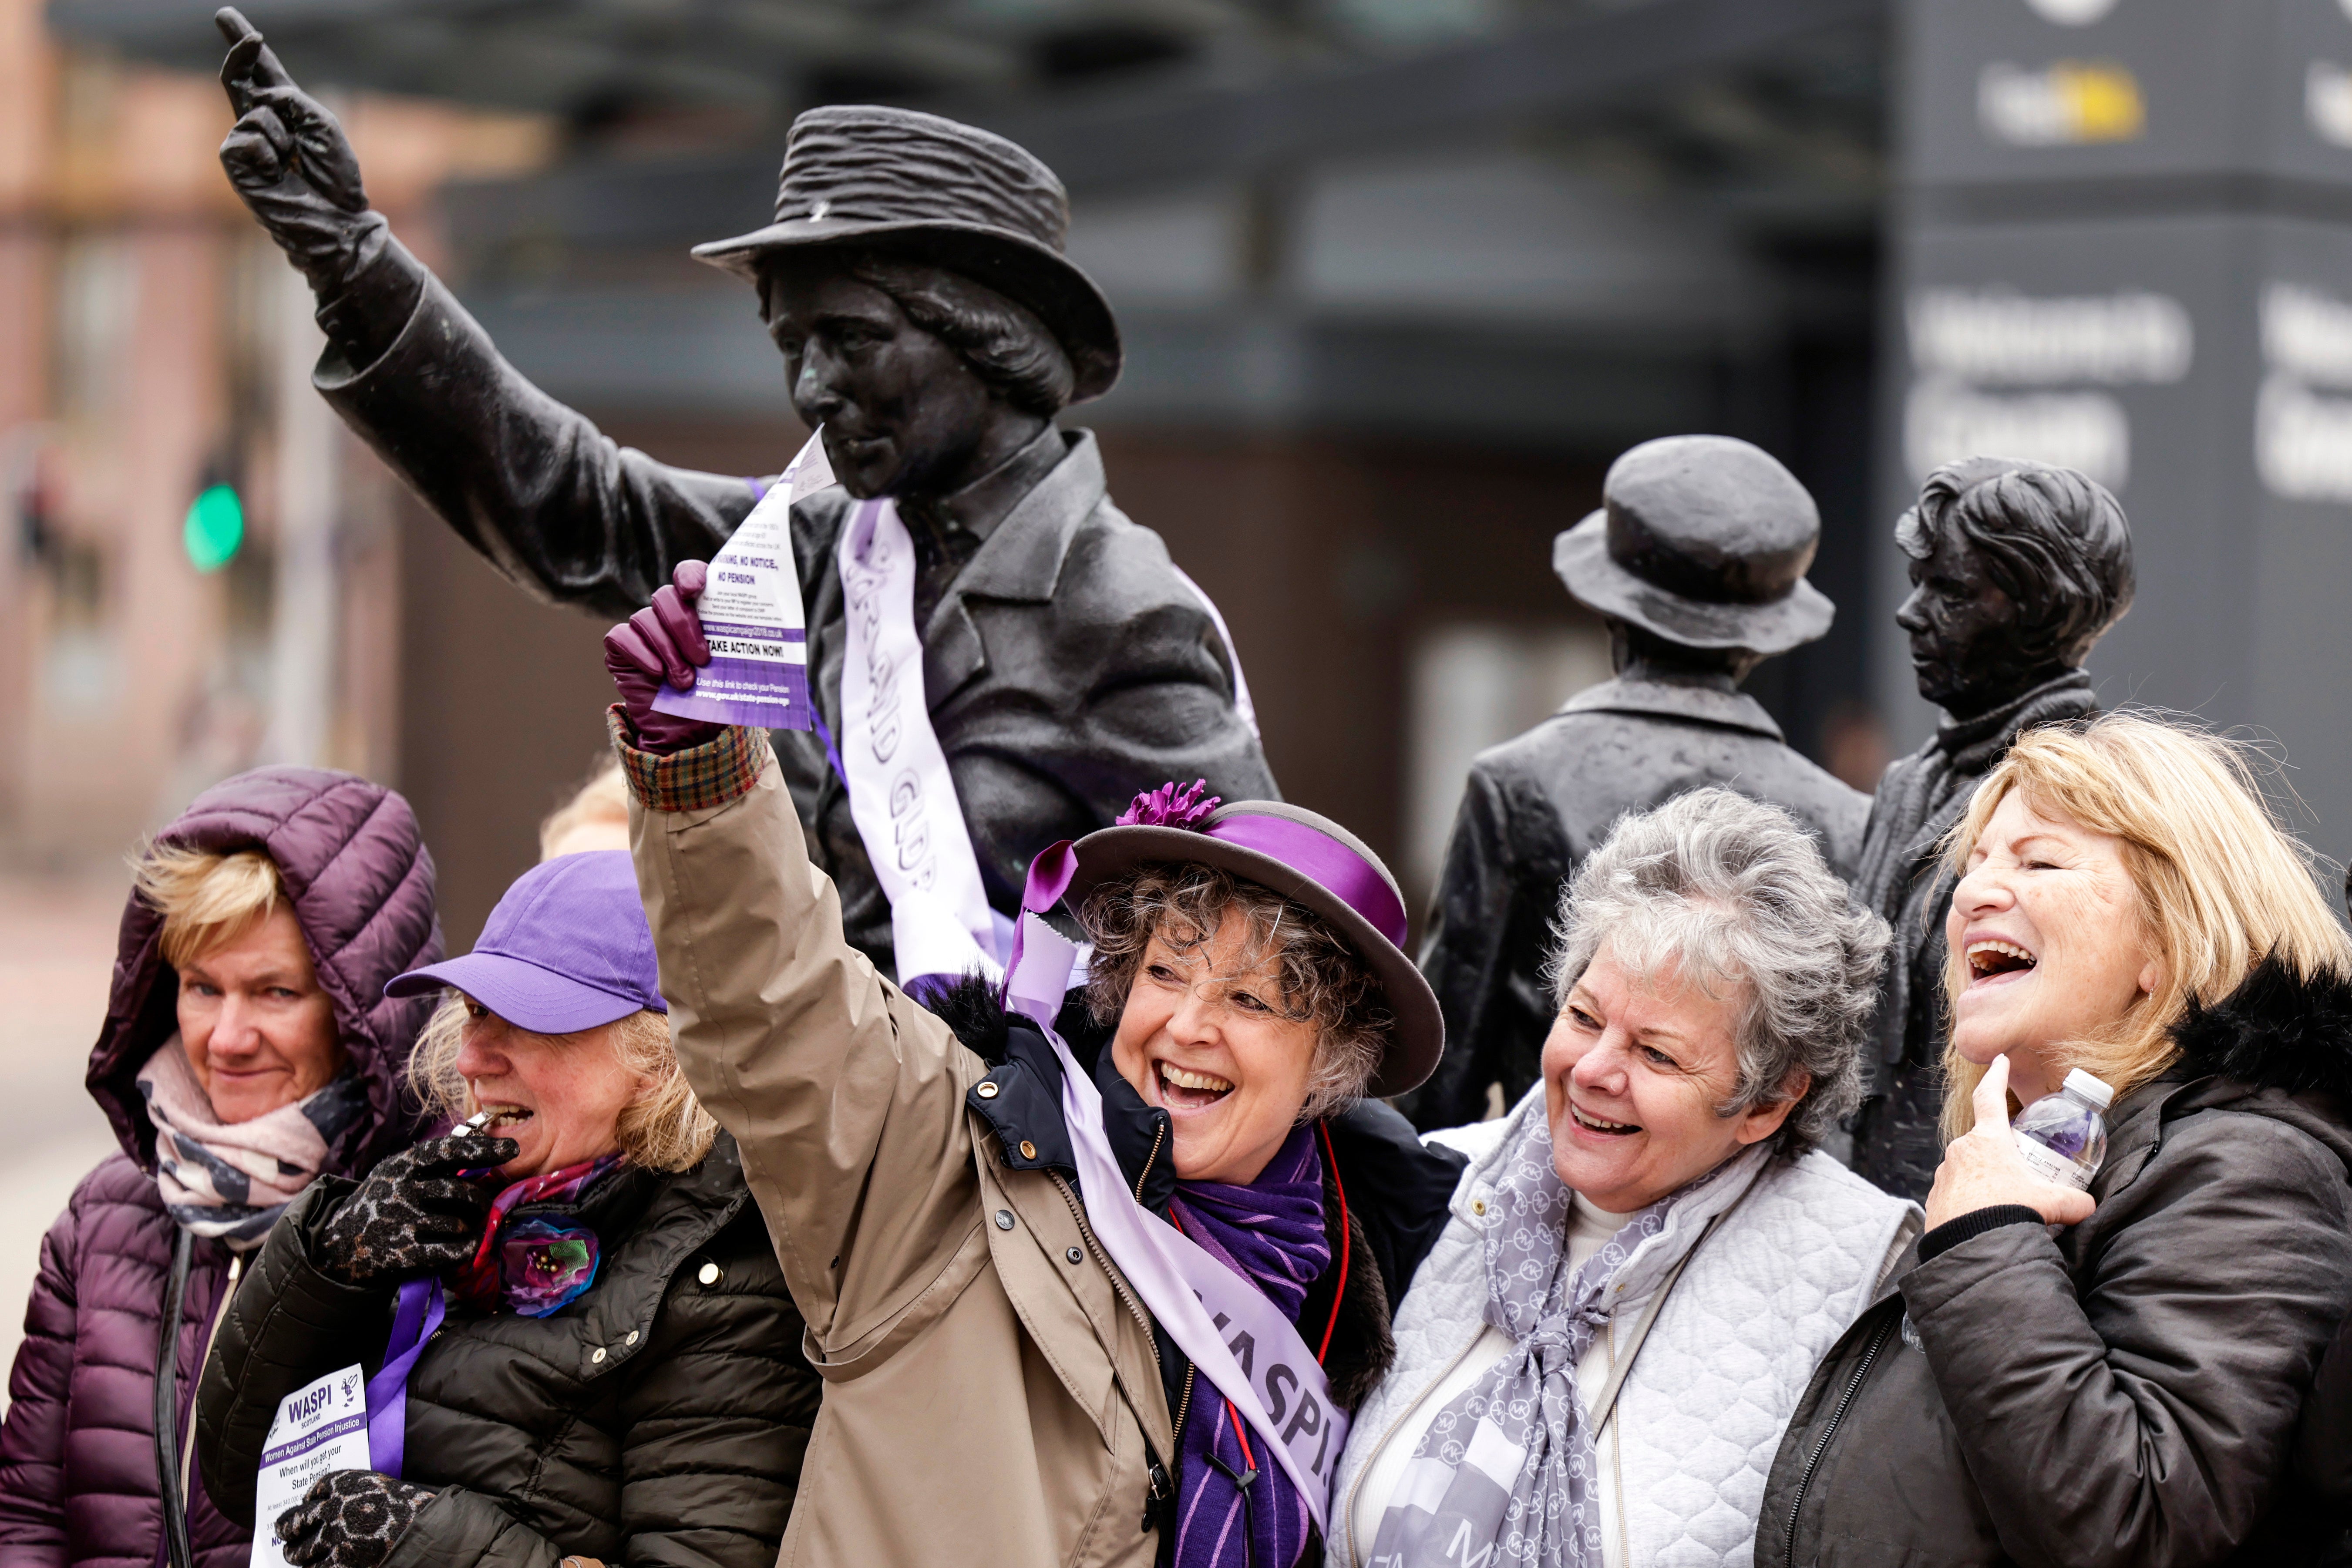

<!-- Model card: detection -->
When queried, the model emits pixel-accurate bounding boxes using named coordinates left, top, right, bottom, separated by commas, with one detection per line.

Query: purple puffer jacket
left=0, top=769, right=441, bottom=1568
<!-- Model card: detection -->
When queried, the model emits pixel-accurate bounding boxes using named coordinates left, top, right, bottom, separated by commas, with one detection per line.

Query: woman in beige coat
left=601, top=579, right=1466, bottom=1568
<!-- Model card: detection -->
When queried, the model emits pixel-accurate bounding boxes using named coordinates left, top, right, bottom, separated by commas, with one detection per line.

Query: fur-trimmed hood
left=2166, top=954, right=2352, bottom=1167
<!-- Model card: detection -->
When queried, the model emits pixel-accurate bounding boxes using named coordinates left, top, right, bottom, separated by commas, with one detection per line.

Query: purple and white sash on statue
left=837, top=489, right=1007, bottom=989
left=1004, top=885, right=1349, bottom=1531
left=806, top=427, right=1255, bottom=988
left=1169, top=565, right=1258, bottom=739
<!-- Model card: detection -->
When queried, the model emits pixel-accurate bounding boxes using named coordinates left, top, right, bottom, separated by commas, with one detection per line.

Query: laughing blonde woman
left=1766, top=713, right=2352, bottom=1568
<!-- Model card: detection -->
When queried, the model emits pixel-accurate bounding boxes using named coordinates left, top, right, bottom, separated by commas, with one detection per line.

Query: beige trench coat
left=624, top=724, right=1174, bottom=1568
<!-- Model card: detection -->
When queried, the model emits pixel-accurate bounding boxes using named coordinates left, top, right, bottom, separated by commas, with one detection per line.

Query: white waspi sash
left=1005, top=916, right=1350, bottom=1530
left=836, top=492, right=1003, bottom=985
left=808, top=428, right=1253, bottom=983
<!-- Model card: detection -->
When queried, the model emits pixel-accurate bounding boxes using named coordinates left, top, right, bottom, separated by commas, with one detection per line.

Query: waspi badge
left=650, top=431, right=829, bottom=733
left=251, top=1363, right=368, bottom=1568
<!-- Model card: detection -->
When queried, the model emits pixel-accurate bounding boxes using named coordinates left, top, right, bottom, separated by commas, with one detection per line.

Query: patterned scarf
left=135, top=1036, right=368, bottom=1249
left=1366, top=1118, right=1768, bottom=1568
left=447, top=1153, right=624, bottom=1317
left=1169, top=1124, right=1330, bottom=1568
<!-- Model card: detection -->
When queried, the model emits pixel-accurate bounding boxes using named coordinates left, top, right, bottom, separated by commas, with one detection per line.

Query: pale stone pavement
left=0, top=865, right=135, bottom=1413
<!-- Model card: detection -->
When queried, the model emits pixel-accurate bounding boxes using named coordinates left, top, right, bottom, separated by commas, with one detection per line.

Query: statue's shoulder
left=1059, top=491, right=1210, bottom=619
left=1464, top=710, right=1666, bottom=831
left=1870, top=742, right=1934, bottom=799
left=789, top=487, right=853, bottom=553
left=1476, top=707, right=1619, bottom=775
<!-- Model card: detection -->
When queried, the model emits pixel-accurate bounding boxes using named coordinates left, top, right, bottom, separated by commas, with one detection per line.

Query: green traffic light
left=184, top=483, right=243, bottom=572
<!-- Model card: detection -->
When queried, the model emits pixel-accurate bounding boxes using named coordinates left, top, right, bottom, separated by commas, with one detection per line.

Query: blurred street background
left=7, top=0, right=2352, bottom=1388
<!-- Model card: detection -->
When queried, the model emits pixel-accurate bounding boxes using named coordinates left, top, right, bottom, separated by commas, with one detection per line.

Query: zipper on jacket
left=1132, top=1118, right=1167, bottom=1204
left=1171, top=1360, right=1196, bottom=1443
left=182, top=1253, right=241, bottom=1502
left=1781, top=1311, right=1898, bottom=1568
left=153, top=1228, right=197, bottom=1568
left=1051, top=1173, right=1159, bottom=1353
left=1049, top=1171, right=1184, bottom=1538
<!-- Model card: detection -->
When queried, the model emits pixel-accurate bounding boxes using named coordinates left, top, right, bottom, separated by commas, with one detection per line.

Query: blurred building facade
left=52, top=0, right=2352, bottom=943
left=0, top=0, right=555, bottom=888
left=1884, top=0, right=2352, bottom=854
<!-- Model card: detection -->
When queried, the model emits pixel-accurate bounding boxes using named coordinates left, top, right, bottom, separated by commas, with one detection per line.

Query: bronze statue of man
left=1846, top=457, right=2134, bottom=1198
left=1400, top=434, right=1868, bottom=1130
left=208, top=12, right=1274, bottom=980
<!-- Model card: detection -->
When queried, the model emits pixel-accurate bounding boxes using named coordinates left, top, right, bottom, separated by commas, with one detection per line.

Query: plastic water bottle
left=2009, top=1068, right=2114, bottom=1189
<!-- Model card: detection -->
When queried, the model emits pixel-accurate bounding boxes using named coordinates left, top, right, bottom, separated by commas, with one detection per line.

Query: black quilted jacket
left=1760, top=957, right=2352, bottom=1568
left=193, top=1132, right=816, bottom=1568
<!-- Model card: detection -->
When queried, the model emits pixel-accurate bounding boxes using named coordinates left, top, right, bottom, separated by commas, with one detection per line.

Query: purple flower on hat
left=1117, top=779, right=1221, bottom=831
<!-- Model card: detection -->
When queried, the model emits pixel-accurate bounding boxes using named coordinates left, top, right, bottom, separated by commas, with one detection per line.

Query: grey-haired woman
left=1331, top=787, right=1920, bottom=1568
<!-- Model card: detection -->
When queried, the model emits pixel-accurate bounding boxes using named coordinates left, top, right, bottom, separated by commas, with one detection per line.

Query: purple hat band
left=1199, top=815, right=1408, bottom=948
left=1037, top=784, right=1444, bottom=1097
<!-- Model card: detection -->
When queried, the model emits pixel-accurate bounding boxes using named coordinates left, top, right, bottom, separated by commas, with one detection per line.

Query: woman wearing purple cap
left=188, top=851, right=820, bottom=1568
left=600, top=596, right=1467, bottom=1568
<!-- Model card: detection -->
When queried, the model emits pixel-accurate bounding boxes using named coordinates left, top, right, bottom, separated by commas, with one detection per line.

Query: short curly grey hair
left=1547, top=787, right=1888, bottom=1154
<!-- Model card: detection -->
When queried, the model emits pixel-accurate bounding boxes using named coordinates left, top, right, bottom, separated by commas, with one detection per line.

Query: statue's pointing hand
left=214, top=8, right=377, bottom=296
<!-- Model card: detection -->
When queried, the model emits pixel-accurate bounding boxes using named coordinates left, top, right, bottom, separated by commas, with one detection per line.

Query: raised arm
left=212, top=9, right=757, bottom=622
left=615, top=717, right=990, bottom=1350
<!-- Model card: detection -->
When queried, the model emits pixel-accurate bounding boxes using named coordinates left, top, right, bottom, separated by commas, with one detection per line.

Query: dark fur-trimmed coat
left=2177, top=961, right=2352, bottom=1559
left=1763, top=955, right=2352, bottom=1568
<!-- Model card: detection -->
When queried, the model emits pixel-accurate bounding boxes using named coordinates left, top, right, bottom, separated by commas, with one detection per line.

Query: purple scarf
left=1167, top=1124, right=1331, bottom=1568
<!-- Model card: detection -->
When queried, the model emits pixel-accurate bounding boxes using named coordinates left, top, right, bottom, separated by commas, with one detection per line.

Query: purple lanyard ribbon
left=363, top=1277, right=444, bottom=1478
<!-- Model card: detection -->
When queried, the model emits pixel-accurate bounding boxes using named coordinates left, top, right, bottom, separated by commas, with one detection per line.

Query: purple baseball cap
left=384, top=850, right=666, bottom=1033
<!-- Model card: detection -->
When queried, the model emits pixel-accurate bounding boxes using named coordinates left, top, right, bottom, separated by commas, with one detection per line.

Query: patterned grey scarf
left=1365, top=1118, right=1770, bottom=1568
left=136, top=1036, right=368, bottom=1249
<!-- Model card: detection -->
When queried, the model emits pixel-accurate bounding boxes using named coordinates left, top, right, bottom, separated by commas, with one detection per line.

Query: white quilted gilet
left=1332, top=1087, right=1918, bottom=1568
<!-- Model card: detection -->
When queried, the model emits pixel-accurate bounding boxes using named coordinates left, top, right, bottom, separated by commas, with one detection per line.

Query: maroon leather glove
left=604, top=562, right=721, bottom=754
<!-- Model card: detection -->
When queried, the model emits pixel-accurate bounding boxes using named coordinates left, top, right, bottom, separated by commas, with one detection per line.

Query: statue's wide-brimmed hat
left=1056, top=786, right=1443, bottom=1099
left=693, top=104, right=1121, bottom=402
left=1553, top=433, right=1834, bottom=656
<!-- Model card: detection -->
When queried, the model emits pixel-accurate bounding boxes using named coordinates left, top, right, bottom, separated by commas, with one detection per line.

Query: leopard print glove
left=275, top=1470, right=433, bottom=1568
left=314, top=1131, right=516, bottom=1285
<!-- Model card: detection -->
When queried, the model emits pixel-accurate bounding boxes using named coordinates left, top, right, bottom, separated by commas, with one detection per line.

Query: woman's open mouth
left=1569, top=1101, right=1640, bottom=1137
left=475, top=1104, right=535, bottom=1131
left=1155, top=1061, right=1234, bottom=1110
left=1965, top=939, right=2039, bottom=985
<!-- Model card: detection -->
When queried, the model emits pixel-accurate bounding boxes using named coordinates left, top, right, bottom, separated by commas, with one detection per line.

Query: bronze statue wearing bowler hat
left=206, top=11, right=1273, bottom=980
left=1399, top=434, right=1867, bottom=1131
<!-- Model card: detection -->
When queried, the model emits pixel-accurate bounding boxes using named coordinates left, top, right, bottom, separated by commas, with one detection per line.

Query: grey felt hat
left=1553, top=434, right=1834, bottom=656
left=693, top=104, right=1122, bottom=402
